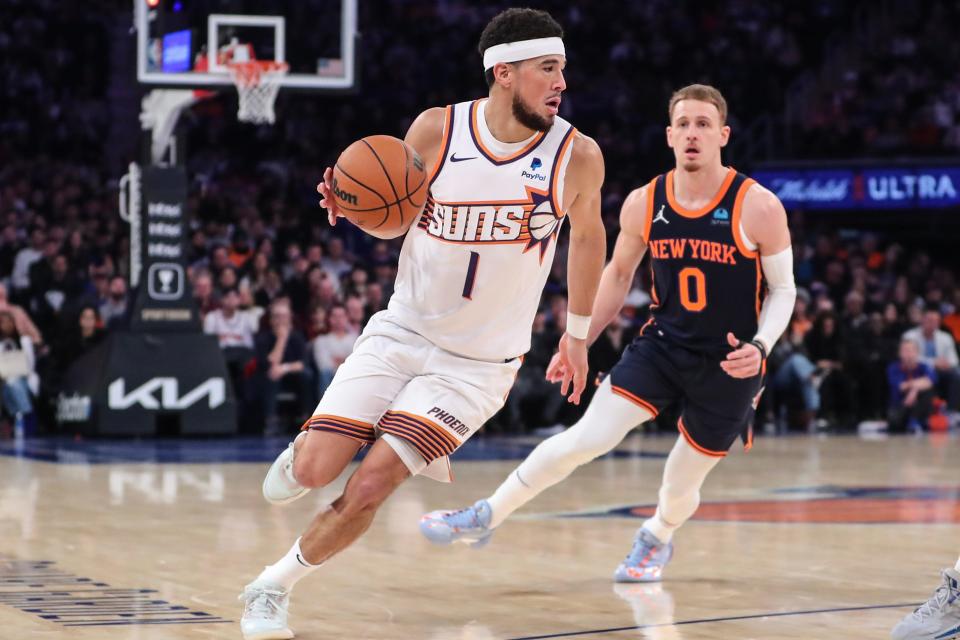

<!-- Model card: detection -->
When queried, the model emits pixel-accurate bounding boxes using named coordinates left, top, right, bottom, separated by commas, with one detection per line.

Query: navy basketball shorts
left=608, top=333, right=764, bottom=457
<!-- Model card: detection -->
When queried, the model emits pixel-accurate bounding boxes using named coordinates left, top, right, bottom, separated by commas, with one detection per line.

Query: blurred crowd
left=0, top=1, right=958, bottom=436
left=793, top=1, right=960, bottom=157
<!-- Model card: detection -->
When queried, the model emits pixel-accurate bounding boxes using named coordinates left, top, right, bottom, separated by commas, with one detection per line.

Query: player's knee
left=292, top=457, right=339, bottom=489
left=343, top=470, right=399, bottom=514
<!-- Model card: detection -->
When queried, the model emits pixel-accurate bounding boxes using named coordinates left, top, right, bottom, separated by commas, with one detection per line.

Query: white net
left=228, top=61, right=288, bottom=124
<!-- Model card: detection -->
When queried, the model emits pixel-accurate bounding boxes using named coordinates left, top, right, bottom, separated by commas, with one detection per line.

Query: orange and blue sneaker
left=614, top=528, right=674, bottom=583
left=419, top=500, right=494, bottom=548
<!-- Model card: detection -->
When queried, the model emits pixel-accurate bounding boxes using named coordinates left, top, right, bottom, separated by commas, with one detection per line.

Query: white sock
left=487, top=469, right=540, bottom=529
left=485, top=379, right=652, bottom=529
left=642, top=510, right=679, bottom=544
left=641, top=435, right=722, bottom=544
left=954, top=556, right=960, bottom=572
left=255, top=538, right=320, bottom=591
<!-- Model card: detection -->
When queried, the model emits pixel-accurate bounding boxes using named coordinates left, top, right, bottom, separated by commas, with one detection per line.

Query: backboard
left=135, top=0, right=357, bottom=91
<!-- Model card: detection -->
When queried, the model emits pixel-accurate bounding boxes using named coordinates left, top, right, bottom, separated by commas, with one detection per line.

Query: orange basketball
left=331, top=135, right=428, bottom=239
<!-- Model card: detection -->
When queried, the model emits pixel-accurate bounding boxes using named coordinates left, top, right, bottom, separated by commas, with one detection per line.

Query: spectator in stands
left=0, top=282, right=42, bottom=346
left=243, top=251, right=271, bottom=293
left=365, top=281, right=386, bottom=317
left=228, top=230, right=253, bottom=269
left=218, top=266, right=239, bottom=294
left=903, top=308, right=960, bottom=411
left=311, top=304, right=357, bottom=398
left=99, top=276, right=128, bottom=329
left=305, top=305, right=327, bottom=342
left=209, top=244, right=232, bottom=278
left=853, top=311, right=900, bottom=422
left=322, top=237, right=352, bottom=280
left=10, top=227, right=45, bottom=301
left=887, top=338, right=936, bottom=432
left=55, top=305, right=105, bottom=373
left=192, top=269, right=218, bottom=319
left=253, top=269, right=284, bottom=308
left=205, top=286, right=259, bottom=417
left=255, top=298, right=310, bottom=434
left=0, top=310, right=36, bottom=422
left=805, top=310, right=851, bottom=427
left=944, top=293, right=960, bottom=342
left=30, top=252, right=80, bottom=339
left=344, top=295, right=366, bottom=333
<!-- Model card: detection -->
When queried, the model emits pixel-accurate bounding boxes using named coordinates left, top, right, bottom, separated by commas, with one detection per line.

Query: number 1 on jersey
left=462, top=251, right=480, bottom=300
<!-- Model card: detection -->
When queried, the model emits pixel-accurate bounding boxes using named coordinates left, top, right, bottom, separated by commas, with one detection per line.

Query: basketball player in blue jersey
left=238, top=9, right=607, bottom=639
left=421, top=84, right=798, bottom=585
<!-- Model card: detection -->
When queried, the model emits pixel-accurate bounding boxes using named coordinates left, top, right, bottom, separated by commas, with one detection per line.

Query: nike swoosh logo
left=296, top=553, right=311, bottom=568
left=450, top=154, right=477, bottom=162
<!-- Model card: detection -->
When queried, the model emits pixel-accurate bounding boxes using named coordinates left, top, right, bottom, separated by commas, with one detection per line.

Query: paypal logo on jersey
left=521, top=157, right=546, bottom=182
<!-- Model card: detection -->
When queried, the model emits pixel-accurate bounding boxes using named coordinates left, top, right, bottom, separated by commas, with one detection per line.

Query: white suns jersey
left=388, top=98, right=577, bottom=361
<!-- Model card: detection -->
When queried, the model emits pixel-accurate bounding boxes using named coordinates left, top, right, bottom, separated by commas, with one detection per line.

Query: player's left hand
left=556, top=333, right=588, bottom=405
left=721, top=332, right=763, bottom=379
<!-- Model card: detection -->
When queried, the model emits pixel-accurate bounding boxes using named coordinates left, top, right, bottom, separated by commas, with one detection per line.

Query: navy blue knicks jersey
left=641, top=167, right=763, bottom=354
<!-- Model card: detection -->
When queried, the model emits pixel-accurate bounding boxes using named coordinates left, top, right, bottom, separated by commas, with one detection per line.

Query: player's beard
left=512, top=93, right=553, bottom=132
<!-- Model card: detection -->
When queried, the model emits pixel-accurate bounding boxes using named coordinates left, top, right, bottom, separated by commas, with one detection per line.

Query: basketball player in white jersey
left=892, top=555, right=960, bottom=639
left=420, top=84, right=798, bottom=584
left=239, top=9, right=606, bottom=639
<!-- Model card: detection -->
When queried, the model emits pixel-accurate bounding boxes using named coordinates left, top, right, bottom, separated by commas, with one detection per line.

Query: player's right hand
left=317, top=167, right=345, bottom=226
left=545, top=352, right=566, bottom=383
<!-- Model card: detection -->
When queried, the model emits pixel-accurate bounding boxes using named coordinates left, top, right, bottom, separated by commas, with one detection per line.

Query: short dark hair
left=478, top=8, right=564, bottom=87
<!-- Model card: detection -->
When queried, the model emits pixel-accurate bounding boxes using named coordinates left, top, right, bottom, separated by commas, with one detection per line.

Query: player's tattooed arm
left=403, top=107, right=447, bottom=182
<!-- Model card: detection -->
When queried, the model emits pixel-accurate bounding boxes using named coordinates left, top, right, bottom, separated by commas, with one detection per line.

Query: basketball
left=331, top=135, right=428, bottom=239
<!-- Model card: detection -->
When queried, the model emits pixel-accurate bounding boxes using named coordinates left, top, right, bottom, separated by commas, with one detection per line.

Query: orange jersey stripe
left=677, top=417, right=727, bottom=458
left=425, top=105, right=454, bottom=187
left=641, top=176, right=658, bottom=244
left=550, top=127, right=577, bottom=212
left=378, top=418, right=447, bottom=461
left=665, top=167, right=736, bottom=219
left=731, top=178, right=758, bottom=259
left=387, top=410, right=461, bottom=449
left=610, top=385, right=659, bottom=417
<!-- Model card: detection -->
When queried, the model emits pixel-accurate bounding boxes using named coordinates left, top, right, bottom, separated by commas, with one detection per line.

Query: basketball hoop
left=227, top=60, right=288, bottom=124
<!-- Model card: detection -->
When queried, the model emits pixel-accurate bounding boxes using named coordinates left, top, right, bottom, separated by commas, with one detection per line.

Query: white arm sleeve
left=754, top=247, right=796, bottom=353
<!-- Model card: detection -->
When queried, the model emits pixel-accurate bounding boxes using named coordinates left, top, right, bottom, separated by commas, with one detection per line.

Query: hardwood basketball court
left=1, top=433, right=956, bottom=638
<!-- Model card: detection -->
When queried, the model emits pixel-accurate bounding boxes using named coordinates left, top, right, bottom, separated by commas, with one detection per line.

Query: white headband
left=483, top=37, right=565, bottom=71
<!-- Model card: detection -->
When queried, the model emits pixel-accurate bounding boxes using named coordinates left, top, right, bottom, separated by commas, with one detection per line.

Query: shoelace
left=444, top=507, right=480, bottom=527
left=914, top=574, right=959, bottom=622
left=240, top=588, right=286, bottom=619
left=624, top=535, right=654, bottom=565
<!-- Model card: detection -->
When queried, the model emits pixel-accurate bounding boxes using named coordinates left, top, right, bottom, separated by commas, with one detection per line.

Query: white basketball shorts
left=302, top=310, right=522, bottom=482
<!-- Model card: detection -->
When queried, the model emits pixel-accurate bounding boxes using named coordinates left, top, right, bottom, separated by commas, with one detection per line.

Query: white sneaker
left=263, top=432, right=309, bottom=505
left=239, top=581, right=294, bottom=640
left=891, top=568, right=960, bottom=639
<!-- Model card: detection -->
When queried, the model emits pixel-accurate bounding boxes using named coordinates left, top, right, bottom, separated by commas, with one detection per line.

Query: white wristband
left=566, top=312, right=590, bottom=340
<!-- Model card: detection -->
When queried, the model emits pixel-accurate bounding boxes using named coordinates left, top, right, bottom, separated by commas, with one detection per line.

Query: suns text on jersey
left=421, top=202, right=540, bottom=243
